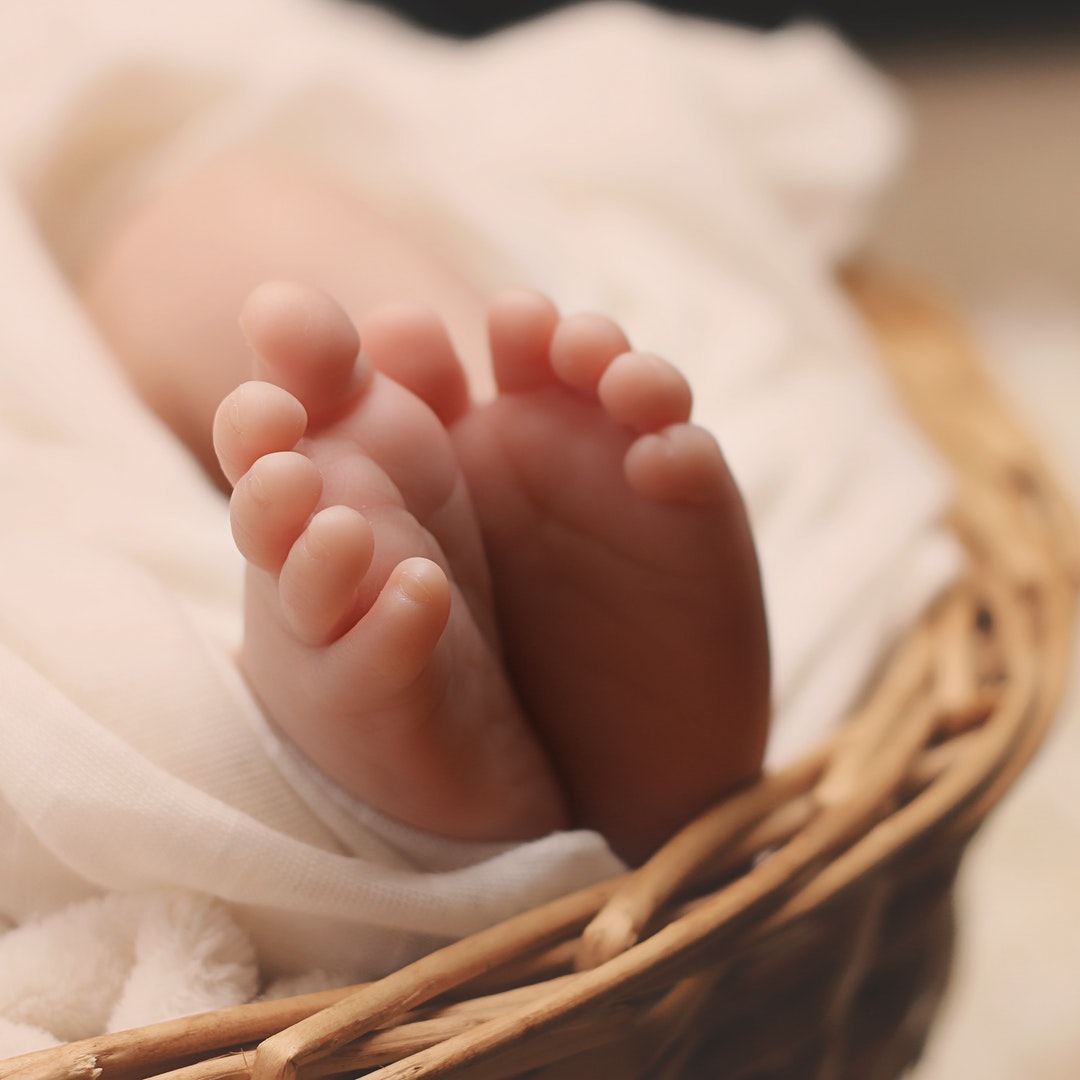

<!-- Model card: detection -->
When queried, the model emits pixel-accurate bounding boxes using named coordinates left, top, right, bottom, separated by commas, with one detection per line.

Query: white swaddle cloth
left=0, top=0, right=960, bottom=1049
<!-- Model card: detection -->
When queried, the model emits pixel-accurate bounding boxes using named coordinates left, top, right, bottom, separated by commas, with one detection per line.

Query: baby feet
left=376, top=291, right=771, bottom=864
left=213, top=282, right=567, bottom=842
left=217, top=282, right=769, bottom=864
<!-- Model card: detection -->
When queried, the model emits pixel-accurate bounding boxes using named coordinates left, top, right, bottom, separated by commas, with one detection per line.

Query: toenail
left=396, top=561, right=436, bottom=603
left=245, top=465, right=270, bottom=507
left=302, top=522, right=331, bottom=560
left=226, top=387, right=245, bottom=434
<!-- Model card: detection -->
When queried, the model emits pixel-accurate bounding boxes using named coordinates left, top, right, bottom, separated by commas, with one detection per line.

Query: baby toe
left=213, top=381, right=308, bottom=487
left=597, top=351, right=693, bottom=432
left=278, top=506, right=375, bottom=646
left=240, top=281, right=372, bottom=426
left=487, top=289, right=560, bottom=393
left=624, top=424, right=730, bottom=505
left=360, top=304, right=470, bottom=425
left=230, top=451, right=322, bottom=571
left=549, top=312, right=631, bottom=396
left=333, top=557, right=452, bottom=696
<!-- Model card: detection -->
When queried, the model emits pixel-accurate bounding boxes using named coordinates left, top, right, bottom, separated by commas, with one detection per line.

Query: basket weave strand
left=2, top=268, right=1076, bottom=1080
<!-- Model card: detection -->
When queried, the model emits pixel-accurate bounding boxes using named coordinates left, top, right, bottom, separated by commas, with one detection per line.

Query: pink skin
left=213, top=282, right=567, bottom=842
left=83, top=155, right=770, bottom=861
left=220, top=282, right=769, bottom=863
left=374, top=290, right=770, bottom=863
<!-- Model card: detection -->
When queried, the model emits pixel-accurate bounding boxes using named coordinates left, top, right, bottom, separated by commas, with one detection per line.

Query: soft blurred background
left=365, top=2, right=1080, bottom=1075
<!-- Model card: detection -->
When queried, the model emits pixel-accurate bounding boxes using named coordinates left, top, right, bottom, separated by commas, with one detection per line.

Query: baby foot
left=401, top=291, right=771, bottom=864
left=213, top=282, right=567, bottom=842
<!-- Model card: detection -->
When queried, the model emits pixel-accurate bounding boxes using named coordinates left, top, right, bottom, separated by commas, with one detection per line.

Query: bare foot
left=212, top=282, right=567, bottom=842
left=380, top=291, right=771, bottom=864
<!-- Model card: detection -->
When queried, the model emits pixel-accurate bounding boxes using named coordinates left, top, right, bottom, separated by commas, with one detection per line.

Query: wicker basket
left=2, top=268, right=1077, bottom=1080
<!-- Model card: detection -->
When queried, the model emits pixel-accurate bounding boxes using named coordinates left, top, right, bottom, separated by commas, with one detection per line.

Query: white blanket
left=0, top=0, right=960, bottom=1050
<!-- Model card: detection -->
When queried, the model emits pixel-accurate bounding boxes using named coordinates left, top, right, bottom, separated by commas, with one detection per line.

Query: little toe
left=334, top=556, right=452, bottom=694
left=214, top=381, right=308, bottom=487
left=624, top=423, right=731, bottom=505
left=231, top=451, right=323, bottom=571
left=597, top=352, right=693, bottom=432
left=279, top=505, right=375, bottom=646
left=359, top=304, right=470, bottom=425
left=487, top=289, right=560, bottom=393
left=240, top=281, right=372, bottom=426
left=549, top=312, right=631, bottom=396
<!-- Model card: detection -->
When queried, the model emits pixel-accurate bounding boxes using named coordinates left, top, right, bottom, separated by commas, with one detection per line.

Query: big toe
left=240, top=281, right=371, bottom=425
left=360, top=304, right=471, bottom=425
left=487, top=289, right=560, bottom=393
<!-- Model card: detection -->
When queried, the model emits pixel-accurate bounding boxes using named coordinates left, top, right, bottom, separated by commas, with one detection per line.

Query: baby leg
left=214, top=282, right=567, bottom=841
left=81, top=153, right=490, bottom=484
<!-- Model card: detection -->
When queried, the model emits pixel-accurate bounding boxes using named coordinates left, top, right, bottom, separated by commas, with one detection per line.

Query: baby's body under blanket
left=0, top=0, right=959, bottom=1048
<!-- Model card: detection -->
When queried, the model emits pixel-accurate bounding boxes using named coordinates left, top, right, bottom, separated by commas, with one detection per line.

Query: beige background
left=866, top=37, right=1080, bottom=1079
